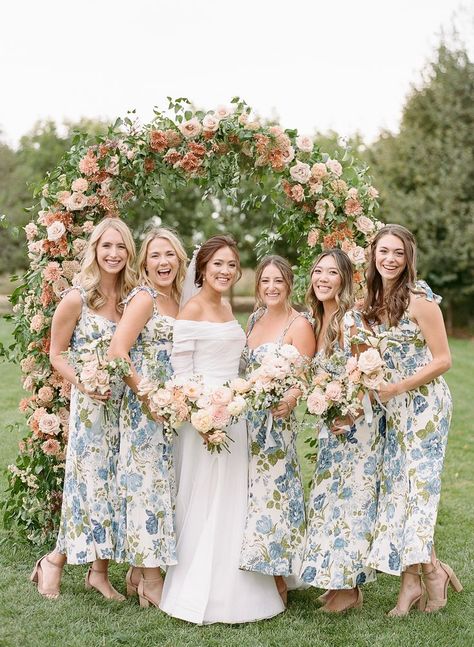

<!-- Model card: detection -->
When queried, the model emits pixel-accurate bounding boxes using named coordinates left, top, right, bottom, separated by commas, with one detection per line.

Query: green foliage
left=367, top=41, right=474, bottom=330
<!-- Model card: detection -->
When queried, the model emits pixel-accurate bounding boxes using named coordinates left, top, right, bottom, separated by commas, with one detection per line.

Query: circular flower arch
left=4, top=97, right=381, bottom=544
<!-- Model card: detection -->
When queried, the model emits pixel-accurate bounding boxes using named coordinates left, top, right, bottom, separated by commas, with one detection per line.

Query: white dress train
left=159, top=319, right=285, bottom=624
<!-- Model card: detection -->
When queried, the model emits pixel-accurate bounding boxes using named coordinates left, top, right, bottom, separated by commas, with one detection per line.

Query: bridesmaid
left=30, top=218, right=137, bottom=600
left=239, top=255, right=315, bottom=605
left=299, top=248, right=384, bottom=613
left=363, top=224, right=462, bottom=615
left=109, top=227, right=187, bottom=608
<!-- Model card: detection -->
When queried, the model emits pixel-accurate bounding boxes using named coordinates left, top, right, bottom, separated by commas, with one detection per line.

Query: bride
left=159, top=235, right=285, bottom=624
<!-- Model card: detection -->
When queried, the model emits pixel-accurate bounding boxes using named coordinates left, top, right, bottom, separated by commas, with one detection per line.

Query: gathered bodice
left=171, top=319, right=246, bottom=387
left=375, top=281, right=442, bottom=380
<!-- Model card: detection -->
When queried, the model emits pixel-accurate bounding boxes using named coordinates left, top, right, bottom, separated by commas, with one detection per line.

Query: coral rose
left=344, top=197, right=363, bottom=217
left=79, top=153, right=99, bottom=176
left=150, top=129, right=169, bottom=152
left=71, top=178, right=88, bottom=193
left=307, top=229, right=320, bottom=248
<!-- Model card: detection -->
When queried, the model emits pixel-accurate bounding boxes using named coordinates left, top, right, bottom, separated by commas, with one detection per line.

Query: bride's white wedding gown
left=159, top=319, right=285, bottom=624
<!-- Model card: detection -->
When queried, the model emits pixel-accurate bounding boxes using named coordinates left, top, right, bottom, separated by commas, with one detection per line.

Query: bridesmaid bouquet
left=245, top=344, right=308, bottom=412
left=136, top=375, right=192, bottom=433
left=306, top=346, right=385, bottom=439
left=73, top=338, right=131, bottom=422
left=187, top=378, right=249, bottom=453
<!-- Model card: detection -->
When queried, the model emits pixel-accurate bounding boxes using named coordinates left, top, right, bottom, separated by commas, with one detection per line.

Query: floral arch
left=3, top=97, right=381, bottom=544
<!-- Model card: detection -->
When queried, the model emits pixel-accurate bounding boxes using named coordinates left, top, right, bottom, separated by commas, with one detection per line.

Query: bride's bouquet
left=305, top=345, right=385, bottom=441
left=187, top=378, right=250, bottom=453
left=245, top=344, right=308, bottom=413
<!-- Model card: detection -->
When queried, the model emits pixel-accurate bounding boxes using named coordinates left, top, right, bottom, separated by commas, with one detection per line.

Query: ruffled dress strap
left=61, top=285, right=87, bottom=303
left=276, top=311, right=306, bottom=345
left=413, top=280, right=442, bottom=305
left=246, top=307, right=266, bottom=338
left=341, top=310, right=357, bottom=355
left=123, top=285, right=159, bottom=313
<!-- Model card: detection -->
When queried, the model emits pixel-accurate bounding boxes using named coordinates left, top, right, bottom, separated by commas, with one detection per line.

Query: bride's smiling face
left=204, top=246, right=239, bottom=293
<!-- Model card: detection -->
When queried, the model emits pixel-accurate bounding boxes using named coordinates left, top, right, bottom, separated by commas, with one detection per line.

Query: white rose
left=202, top=114, right=220, bottom=132
left=47, top=221, right=66, bottom=242
left=215, top=105, right=234, bottom=119
left=278, top=344, right=300, bottom=362
left=211, top=386, right=233, bottom=406
left=191, top=409, right=214, bottom=433
left=326, top=158, right=343, bottom=177
left=227, top=396, right=247, bottom=417
left=295, top=134, right=314, bottom=153
left=230, top=377, right=251, bottom=394
left=361, top=370, right=384, bottom=390
left=358, top=348, right=384, bottom=375
left=150, top=388, right=173, bottom=409
left=289, top=160, right=311, bottom=184
left=307, top=389, right=328, bottom=415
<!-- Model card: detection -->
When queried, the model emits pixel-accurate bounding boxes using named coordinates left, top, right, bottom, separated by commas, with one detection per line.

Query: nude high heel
left=320, top=587, right=363, bottom=613
left=137, top=575, right=164, bottom=608
left=125, top=567, right=140, bottom=597
left=85, top=566, right=125, bottom=602
left=30, top=554, right=62, bottom=600
left=424, top=560, right=463, bottom=613
left=387, top=569, right=426, bottom=617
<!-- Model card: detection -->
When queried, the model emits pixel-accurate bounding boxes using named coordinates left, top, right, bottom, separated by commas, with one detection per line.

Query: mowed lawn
left=0, top=319, right=473, bottom=647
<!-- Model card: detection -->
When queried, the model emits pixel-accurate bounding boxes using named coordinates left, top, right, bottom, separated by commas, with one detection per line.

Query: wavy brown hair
left=363, top=224, right=420, bottom=326
left=254, top=255, right=293, bottom=311
left=137, top=227, right=187, bottom=303
left=305, top=248, right=354, bottom=355
left=78, top=218, right=137, bottom=313
left=194, top=235, right=241, bottom=288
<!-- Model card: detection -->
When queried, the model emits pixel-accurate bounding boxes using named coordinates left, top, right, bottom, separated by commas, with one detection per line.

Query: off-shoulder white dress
left=159, top=319, right=285, bottom=625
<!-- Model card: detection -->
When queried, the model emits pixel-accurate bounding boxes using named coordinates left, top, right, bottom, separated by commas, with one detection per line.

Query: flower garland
left=3, top=97, right=382, bottom=545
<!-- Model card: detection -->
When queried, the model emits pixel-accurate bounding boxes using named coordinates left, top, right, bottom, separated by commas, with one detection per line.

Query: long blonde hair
left=305, top=248, right=354, bottom=355
left=137, top=227, right=187, bottom=303
left=254, top=255, right=293, bottom=312
left=363, top=224, right=418, bottom=327
left=78, top=218, right=137, bottom=312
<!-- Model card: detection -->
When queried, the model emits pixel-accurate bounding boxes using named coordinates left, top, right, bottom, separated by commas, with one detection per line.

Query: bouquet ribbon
left=260, top=412, right=281, bottom=451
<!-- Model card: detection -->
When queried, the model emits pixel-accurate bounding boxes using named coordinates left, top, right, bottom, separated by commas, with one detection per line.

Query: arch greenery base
left=2, top=97, right=381, bottom=544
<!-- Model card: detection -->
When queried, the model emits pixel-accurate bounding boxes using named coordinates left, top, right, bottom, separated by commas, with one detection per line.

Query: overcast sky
left=1, top=0, right=470, bottom=147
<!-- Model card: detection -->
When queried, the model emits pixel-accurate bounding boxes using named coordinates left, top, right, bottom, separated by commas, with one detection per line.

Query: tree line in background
left=1, top=40, right=473, bottom=330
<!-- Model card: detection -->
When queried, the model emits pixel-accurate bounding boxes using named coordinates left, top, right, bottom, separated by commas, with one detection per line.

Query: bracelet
left=281, top=398, right=293, bottom=412
left=285, top=394, right=298, bottom=408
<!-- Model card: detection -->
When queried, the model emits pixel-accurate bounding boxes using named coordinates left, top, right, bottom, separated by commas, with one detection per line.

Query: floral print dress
left=56, top=287, right=124, bottom=564
left=300, top=311, right=385, bottom=589
left=239, top=309, right=307, bottom=577
left=366, top=281, right=452, bottom=574
left=116, top=286, right=177, bottom=568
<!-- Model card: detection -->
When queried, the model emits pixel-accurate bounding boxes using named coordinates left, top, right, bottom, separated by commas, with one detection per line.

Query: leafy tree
left=367, top=41, right=474, bottom=330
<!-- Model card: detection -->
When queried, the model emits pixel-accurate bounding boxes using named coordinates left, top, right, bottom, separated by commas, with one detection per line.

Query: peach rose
left=290, top=160, right=311, bottom=184
left=150, top=388, right=173, bottom=409
left=355, top=215, right=375, bottom=235
left=39, top=412, right=61, bottom=435
left=71, top=178, right=89, bottom=193
left=42, top=438, right=61, bottom=456
left=367, top=186, right=379, bottom=199
left=61, top=260, right=81, bottom=280
left=179, top=117, right=202, bottom=139
left=79, top=153, right=99, bottom=176
left=229, top=378, right=251, bottom=394
left=82, top=220, right=95, bottom=234
left=37, top=386, right=54, bottom=403
left=347, top=245, right=366, bottom=265
left=311, top=162, right=328, bottom=181
left=73, top=238, right=87, bottom=257
left=56, top=190, right=71, bottom=207
left=52, top=277, right=69, bottom=298
left=207, top=430, right=227, bottom=445
left=211, top=404, right=231, bottom=428
left=290, top=184, right=305, bottom=202
left=65, top=192, right=88, bottom=211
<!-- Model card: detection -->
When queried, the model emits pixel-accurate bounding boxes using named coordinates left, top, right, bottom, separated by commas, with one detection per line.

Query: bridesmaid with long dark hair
left=364, top=224, right=462, bottom=615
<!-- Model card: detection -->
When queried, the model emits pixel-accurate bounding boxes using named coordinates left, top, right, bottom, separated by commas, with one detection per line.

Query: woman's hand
left=272, top=394, right=297, bottom=420
left=331, top=414, right=353, bottom=436
left=77, top=383, right=111, bottom=403
left=376, top=381, right=401, bottom=403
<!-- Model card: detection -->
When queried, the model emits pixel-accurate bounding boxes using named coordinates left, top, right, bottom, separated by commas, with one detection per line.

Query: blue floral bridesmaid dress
left=300, top=311, right=385, bottom=589
left=366, top=281, right=452, bottom=574
left=56, top=287, right=123, bottom=564
left=116, top=286, right=177, bottom=568
left=239, top=309, right=308, bottom=577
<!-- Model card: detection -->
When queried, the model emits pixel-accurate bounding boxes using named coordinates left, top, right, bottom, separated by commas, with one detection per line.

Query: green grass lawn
left=0, top=320, right=473, bottom=647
